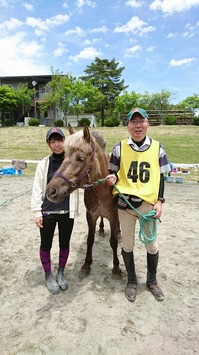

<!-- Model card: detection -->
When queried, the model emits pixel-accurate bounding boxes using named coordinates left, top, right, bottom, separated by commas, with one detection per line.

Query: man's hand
left=153, top=200, right=163, bottom=218
left=106, top=174, right=117, bottom=186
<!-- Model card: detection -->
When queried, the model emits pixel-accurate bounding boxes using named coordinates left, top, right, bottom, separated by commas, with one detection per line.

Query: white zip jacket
left=31, top=156, right=79, bottom=219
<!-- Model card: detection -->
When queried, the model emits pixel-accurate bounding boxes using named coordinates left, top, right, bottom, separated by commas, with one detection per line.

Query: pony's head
left=46, top=124, right=103, bottom=203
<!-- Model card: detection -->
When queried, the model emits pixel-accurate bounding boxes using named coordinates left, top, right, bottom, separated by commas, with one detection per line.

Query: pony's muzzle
left=46, top=187, right=60, bottom=202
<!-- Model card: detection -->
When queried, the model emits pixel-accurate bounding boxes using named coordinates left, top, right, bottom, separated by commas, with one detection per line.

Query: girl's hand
left=35, top=216, right=43, bottom=228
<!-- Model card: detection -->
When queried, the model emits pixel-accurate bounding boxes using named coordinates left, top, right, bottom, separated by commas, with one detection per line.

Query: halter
left=55, top=142, right=95, bottom=189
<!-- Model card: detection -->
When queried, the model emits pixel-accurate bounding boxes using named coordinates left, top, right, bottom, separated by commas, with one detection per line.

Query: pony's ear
left=68, top=123, right=75, bottom=135
left=83, top=124, right=91, bottom=142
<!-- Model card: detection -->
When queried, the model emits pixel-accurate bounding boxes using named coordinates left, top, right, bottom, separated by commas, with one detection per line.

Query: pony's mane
left=91, top=131, right=107, bottom=152
left=65, top=130, right=107, bottom=152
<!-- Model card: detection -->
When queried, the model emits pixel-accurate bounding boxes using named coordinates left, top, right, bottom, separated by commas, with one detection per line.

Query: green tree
left=44, top=70, right=103, bottom=125
left=14, top=83, right=33, bottom=121
left=43, top=69, right=72, bottom=124
left=114, top=91, right=139, bottom=114
left=179, top=94, right=199, bottom=114
left=68, top=77, right=104, bottom=120
left=0, top=85, right=18, bottom=125
left=139, top=90, right=172, bottom=124
left=81, top=57, right=128, bottom=126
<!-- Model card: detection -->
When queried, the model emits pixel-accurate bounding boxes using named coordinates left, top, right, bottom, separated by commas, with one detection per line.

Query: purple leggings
left=40, top=248, right=69, bottom=272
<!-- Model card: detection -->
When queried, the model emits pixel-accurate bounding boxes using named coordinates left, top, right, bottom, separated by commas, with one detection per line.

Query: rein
left=55, top=142, right=96, bottom=189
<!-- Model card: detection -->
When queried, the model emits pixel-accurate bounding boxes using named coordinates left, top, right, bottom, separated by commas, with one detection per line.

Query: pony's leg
left=117, top=220, right=122, bottom=244
left=79, top=211, right=97, bottom=279
left=109, top=214, right=122, bottom=277
left=99, top=217, right=105, bottom=237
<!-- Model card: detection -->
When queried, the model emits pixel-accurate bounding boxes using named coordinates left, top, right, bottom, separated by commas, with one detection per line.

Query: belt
left=42, top=210, right=69, bottom=216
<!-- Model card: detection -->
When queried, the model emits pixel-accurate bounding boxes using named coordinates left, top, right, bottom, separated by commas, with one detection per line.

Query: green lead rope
left=113, top=184, right=161, bottom=244
left=95, top=178, right=161, bottom=245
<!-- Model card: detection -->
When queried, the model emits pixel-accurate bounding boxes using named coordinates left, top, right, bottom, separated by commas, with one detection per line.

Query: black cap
left=46, top=127, right=65, bottom=141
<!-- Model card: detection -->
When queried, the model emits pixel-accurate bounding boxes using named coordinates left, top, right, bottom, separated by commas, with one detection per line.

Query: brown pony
left=46, top=124, right=121, bottom=278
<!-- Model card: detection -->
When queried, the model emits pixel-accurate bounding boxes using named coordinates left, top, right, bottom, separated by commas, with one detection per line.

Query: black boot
left=146, top=252, right=164, bottom=301
left=56, top=267, right=69, bottom=291
left=122, top=249, right=137, bottom=302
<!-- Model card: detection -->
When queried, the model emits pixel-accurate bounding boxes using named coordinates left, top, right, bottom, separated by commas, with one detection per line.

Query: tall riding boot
left=56, top=248, right=69, bottom=291
left=146, top=251, right=164, bottom=301
left=40, top=249, right=60, bottom=294
left=122, top=249, right=137, bottom=302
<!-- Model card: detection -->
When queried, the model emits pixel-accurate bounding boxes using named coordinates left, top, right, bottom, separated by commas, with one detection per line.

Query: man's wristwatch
left=158, top=197, right=165, bottom=203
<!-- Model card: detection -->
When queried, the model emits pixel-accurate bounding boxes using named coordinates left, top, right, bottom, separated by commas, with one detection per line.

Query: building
left=0, top=75, right=97, bottom=127
left=0, top=75, right=52, bottom=125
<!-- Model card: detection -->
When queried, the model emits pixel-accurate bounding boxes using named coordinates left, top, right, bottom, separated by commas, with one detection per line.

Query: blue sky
left=0, top=0, right=199, bottom=104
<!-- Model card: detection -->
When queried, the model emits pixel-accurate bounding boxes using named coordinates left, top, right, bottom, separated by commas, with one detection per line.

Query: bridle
left=55, top=142, right=95, bottom=189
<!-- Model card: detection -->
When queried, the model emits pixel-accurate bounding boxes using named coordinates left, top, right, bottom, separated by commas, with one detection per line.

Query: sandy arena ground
left=0, top=176, right=198, bottom=355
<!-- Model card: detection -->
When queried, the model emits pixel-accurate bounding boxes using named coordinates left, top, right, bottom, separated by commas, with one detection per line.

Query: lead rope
left=94, top=178, right=161, bottom=244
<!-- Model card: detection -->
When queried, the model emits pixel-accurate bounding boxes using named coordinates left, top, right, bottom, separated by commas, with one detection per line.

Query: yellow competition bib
left=113, top=139, right=160, bottom=204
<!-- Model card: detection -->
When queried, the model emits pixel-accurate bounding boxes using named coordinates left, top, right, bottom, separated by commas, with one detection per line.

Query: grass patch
left=0, top=125, right=199, bottom=179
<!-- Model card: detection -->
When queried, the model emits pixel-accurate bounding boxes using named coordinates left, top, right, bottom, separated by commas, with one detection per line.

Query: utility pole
left=32, top=81, right=37, bottom=118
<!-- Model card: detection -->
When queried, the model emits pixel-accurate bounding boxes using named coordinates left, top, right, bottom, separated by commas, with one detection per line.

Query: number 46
left=127, top=161, right=150, bottom=183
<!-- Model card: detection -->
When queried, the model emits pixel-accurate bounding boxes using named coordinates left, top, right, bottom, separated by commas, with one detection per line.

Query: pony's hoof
left=112, top=267, right=122, bottom=279
left=111, top=273, right=122, bottom=280
left=78, top=267, right=91, bottom=279
left=99, top=230, right=105, bottom=238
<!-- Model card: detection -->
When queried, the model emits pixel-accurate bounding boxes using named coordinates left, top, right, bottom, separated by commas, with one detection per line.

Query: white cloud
left=23, top=2, right=33, bottom=11
left=26, top=14, right=70, bottom=33
left=53, top=42, right=68, bottom=57
left=167, top=32, right=178, bottom=38
left=0, top=17, right=23, bottom=32
left=0, top=32, right=49, bottom=75
left=182, top=32, right=194, bottom=38
left=167, top=30, right=195, bottom=39
left=75, top=0, right=96, bottom=9
left=170, top=58, right=196, bottom=66
left=19, top=40, right=43, bottom=57
left=90, top=25, right=108, bottom=33
left=146, top=46, right=156, bottom=52
left=125, top=44, right=142, bottom=57
left=64, top=26, right=85, bottom=36
left=150, top=0, right=199, bottom=14
left=26, top=17, right=48, bottom=31
left=82, top=38, right=99, bottom=45
left=69, top=46, right=102, bottom=62
left=0, top=0, right=14, bottom=6
left=114, top=16, right=156, bottom=35
left=63, top=2, right=68, bottom=8
left=185, top=21, right=199, bottom=31
left=125, top=0, right=143, bottom=8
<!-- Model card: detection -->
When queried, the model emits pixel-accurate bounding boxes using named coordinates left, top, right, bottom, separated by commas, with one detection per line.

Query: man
left=106, top=108, right=170, bottom=302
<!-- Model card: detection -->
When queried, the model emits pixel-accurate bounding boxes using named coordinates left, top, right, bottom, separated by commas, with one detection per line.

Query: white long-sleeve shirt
left=31, top=156, right=79, bottom=219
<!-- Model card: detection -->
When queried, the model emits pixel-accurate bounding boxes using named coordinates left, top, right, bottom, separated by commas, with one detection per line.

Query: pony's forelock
left=64, top=130, right=95, bottom=152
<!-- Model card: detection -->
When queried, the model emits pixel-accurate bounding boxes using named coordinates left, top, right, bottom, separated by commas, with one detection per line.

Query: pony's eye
left=77, top=156, right=85, bottom=162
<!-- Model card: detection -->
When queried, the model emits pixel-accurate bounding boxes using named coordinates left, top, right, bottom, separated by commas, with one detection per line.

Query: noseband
left=55, top=142, right=95, bottom=189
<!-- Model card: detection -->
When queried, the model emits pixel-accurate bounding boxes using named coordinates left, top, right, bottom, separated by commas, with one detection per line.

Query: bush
left=28, top=118, right=40, bottom=126
left=54, top=119, right=64, bottom=127
left=104, top=117, right=120, bottom=127
left=164, top=115, right=177, bottom=125
left=4, top=119, right=13, bottom=127
left=78, top=118, right=90, bottom=127
left=193, top=116, right=199, bottom=125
